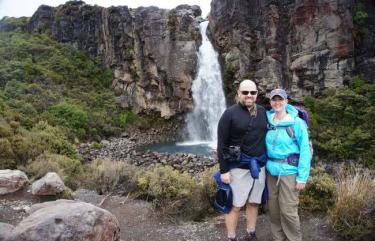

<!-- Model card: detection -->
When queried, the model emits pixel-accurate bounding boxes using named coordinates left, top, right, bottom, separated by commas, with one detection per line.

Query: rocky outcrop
left=26, top=1, right=202, bottom=118
left=31, top=172, right=65, bottom=195
left=209, top=0, right=374, bottom=101
left=0, top=170, right=29, bottom=195
left=7, top=199, right=120, bottom=241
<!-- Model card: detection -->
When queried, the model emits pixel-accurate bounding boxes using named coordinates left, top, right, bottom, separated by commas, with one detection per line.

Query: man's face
left=238, top=83, right=258, bottom=108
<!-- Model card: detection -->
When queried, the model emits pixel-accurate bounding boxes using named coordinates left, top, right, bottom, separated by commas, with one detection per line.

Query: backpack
left=284, top=105, right=313, bottom=156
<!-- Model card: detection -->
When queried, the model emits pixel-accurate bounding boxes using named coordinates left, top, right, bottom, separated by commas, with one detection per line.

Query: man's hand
left=295, top=182, right=306, bottom=191
left=220, top=172, right=231, bottom=184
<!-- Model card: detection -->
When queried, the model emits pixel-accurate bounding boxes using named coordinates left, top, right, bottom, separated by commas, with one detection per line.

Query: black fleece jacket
left=217, top=103, right=267, bottom=173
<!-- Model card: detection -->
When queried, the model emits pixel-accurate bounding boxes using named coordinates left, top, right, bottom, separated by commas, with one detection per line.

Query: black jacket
left=217, top=103, right=267, bottom=173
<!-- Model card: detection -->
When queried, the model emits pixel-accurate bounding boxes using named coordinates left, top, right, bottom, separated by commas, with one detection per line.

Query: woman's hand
left=295, top=182, right=306, bottom=191
left=220, top=172, right=231, bottom=184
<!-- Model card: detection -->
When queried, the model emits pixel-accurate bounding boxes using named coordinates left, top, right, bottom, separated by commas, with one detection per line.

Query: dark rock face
left=26, top=1, right=202, bottom=118
left=355, top=0, right=375, bottom=83
left=209, top=0, right=374, bottom=100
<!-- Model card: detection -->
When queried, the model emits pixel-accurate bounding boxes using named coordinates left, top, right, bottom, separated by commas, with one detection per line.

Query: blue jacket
left=213, top=171, right=232, bottom=214
left=265, top=104, right=311, bottom=183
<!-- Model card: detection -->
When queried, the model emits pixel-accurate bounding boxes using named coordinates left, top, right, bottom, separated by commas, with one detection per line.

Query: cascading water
left=183, top=21, right=226, bottom=148
left=146, top=21, right=227, bottom=155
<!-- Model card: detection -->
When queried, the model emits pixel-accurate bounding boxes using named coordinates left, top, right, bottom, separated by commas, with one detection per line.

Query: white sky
left=0, top=0, right=211, bottom=19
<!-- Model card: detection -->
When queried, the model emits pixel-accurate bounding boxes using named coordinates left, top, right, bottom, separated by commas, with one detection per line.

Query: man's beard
left=241, top=98, right=255, bottom=108
left=241, top=99, right=257, bottom=116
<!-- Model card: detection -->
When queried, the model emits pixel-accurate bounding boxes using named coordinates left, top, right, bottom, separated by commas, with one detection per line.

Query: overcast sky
left=0, top=0, right=212, bottom=19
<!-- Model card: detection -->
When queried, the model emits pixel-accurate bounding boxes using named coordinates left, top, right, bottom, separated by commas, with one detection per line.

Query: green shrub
left=30, top=121, right=77, bottom=159
left=0, top=119, right=12, bottom=137
left=299, top=167, right=336, bottom=212
left=328, top=167, right=375, bottom=240
left=47, top=102, right=88, bottom=139
left=188, top=165, right=218, bottom=221
left=24, top=152, right=83, bottom=189
left=56, top=187, right=74, bottom=200
left=353, top=3, right=368, bottom=41
left=136, top=165, right=196, bottom=214
left=82, top=159, right=138, bottom=195
left=0, top=138, right=16, bottom=169
left=305, top=78, right=375, bottom=167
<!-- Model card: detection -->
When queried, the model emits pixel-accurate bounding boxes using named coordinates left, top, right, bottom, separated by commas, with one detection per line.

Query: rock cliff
left=209, top=0, right=374, bottom=101
left=26, top=1, right=202, bottom=118
left=2, top=0, right=374, bottom=114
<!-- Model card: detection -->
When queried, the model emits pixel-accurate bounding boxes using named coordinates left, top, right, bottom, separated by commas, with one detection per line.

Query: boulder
left=0, top=170, right=29, bottom=195
left=8, top=200, right=120, bottom=241
left=0, top=222, right=14, bottom=241
left=31, top=172, right=65, bottom=195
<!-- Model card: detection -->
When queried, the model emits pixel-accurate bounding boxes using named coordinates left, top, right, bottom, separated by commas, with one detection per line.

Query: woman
left=265, top=88, right=311, bottom=241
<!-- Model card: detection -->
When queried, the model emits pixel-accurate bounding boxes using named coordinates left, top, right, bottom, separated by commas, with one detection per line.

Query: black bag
left=222, top=117, right=254, bottom=163
left=222, top=145, right=241, bottom=163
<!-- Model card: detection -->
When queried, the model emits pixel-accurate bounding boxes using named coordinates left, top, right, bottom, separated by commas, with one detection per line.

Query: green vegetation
left=304, top=76, right=375, bottom=168
left=299, top=167, right=336, bottom=212
left=135, top=164, right=217, bottom=220
left=353, top=3, right=368, bottom=42
left=23, top=152, right=83, bottom=189
left=0, top=24, right=152, bottom=184
left=137, top=165, right=196, bottom=212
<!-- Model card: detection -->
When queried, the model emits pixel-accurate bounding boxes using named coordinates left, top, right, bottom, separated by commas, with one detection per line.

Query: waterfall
left=184, top=21, right=226, bottom=148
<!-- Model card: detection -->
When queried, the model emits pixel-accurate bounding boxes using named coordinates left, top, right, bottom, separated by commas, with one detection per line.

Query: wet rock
left=31, top=172, right=65, bottom=196
left=8, top=200, right=120, bottom=241
left=0, top=170, right=29, bottom=195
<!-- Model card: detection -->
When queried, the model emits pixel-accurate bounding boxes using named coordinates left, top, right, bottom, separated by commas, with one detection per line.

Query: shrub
left=56, top=187, right=74, bottom=200
left=0, top=138, right=16, bottom=169
left=136, top=165, right=197, bottom=214
left=304, top=79, right=375, bottom=168
left=188, top=165, right=218, bottom=221
left=82, top=159, right=138, bottom=195
left=30, top=121, right=77, bottom=159
left=24, top=152, right=83, bottom=189
left=299, top=167, right=336, bottom=212
left=0, top=119, right=12, bottom=137
left=353, top=3, right=368, bottom=41
left=328, top=167, right=375, bottom=240
left=46, top=102, right=88, bottom=139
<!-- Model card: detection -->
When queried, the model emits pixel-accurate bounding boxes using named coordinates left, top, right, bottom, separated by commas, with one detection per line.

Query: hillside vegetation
left=0, top=18, right=137, bottom=170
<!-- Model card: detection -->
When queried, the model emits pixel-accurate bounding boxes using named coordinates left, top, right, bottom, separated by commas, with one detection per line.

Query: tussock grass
left=328, top=167, right=375, bottom=240
left=82, top=159, right=138, bottom=195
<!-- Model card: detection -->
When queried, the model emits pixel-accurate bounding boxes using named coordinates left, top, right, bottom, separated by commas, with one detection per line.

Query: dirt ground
left=0, top=188, right=345, bottom=241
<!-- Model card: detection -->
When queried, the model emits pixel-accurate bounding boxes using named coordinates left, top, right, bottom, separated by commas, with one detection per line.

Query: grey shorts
left=229, top=167, right=266, bottom=207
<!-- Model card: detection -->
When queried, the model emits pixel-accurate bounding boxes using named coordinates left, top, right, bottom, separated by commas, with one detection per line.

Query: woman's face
left=270, top=95, right=287, bottom=112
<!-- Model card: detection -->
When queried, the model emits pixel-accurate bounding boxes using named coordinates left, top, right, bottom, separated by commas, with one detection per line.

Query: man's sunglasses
left=240, top=90, right=258, bottom=96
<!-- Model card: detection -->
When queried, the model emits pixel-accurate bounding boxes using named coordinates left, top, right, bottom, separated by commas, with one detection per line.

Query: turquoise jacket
left=265, top=104, right=311, bottom=183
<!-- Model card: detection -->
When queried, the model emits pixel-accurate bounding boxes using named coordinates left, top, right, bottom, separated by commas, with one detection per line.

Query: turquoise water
left=145, top=141, right=215, bottom=156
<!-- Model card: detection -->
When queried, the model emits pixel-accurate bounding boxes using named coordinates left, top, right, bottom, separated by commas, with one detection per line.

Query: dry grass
left=328, top=167, right=375, bottom=240
left=82, top=159, right=138, bottom=194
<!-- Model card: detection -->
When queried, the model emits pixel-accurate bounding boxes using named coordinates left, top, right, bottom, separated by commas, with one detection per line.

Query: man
left=217, top=79, right=268, bottom=241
